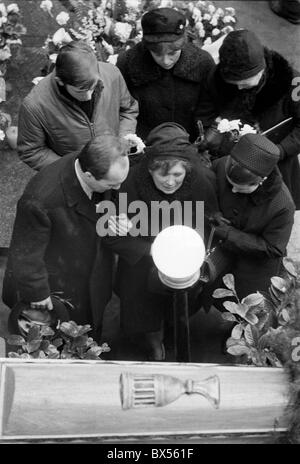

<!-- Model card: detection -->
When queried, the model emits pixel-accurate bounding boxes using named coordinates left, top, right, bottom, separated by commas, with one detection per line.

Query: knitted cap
left=145, top=122, right=198, bottom=162
left=142, top=8, right=186, bottom=43
left=230, top=133, right=280, bottom=177
left=219, top=30, right=265, bottom=81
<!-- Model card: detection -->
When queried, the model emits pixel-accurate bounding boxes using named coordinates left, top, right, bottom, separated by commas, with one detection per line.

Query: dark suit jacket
left=2, top=154, right=113, bottom=340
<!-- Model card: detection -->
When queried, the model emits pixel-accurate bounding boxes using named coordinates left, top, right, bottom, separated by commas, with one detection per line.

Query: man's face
left=65, top=78, right=99, bottom=102
left=88, top=155, right=130, bottom=193
left=225, top=69, right=264, bottom=90
left=57, top=59, right=100, bottom=101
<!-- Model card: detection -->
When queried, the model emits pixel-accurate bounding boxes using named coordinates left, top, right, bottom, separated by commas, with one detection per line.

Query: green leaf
left=244, top=310, right=259, bottom=325
left=271, top=276, right=288, bottom=293
left=265, top=351, right=283, bottom=367
left=8, top=351, right=21, bottom=358
left=40, top=326, right=55, bottom=337
left=222, top=312, right=237, bottom=322
left=39, top=340, right=50, bottom=351
left=235, top=303, right=248, bottom=318
left=73, top=335, right=89, bottom=348
left=244, top=324, right=257, bottom=346
left=223, top=301, right=240, bottom=314
left=59, top=321, right=79, bottom=338
left=227, top=345, right=251, bottom=356
left=241, top=292, right=264, bottom=307
left=52, top=337, right=63, bottom=348
left=231, top=324, right=244, bottom=339
left=282, top=258, right=297, bottom=277
left=77, top=325, right=92, bottom=336
left=223, top=274, right=235, bottom=291
left=226, top=337, right=247, bottom=348
left=281, top=308, right=290, bottom=323
left=20, top=353, right=31, bottom=359
left=7, top=335, right=26, bottom=346
left=27, top=325, right=41, bottom=342
left=212, top=288, right=235, bottom=299
left=27, top=340, right=42, bottom=354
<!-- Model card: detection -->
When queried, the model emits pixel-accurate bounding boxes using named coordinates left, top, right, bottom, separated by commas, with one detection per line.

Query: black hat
left=8, top=295, right=72, bottom=337
left=219, top=29, right=266, bottom=81
left=142, top=8, right=186, bottom=43
left=230, top=133, right=280, bottom=177
left=145, top=122, right=198, bottom=162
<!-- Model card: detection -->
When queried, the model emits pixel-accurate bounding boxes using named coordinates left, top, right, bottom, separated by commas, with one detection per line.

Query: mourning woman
left=104, top=122, right=218, bottom=360
left=208, top=133, right=295, bottom=302
left=116, top=7, right=215, bottom=142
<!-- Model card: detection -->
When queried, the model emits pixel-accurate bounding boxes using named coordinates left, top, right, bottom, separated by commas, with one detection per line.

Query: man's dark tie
left=91, top=191, right=103, bottom=204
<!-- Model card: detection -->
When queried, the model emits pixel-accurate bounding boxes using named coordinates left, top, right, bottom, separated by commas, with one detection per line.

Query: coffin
left=0, top=358, right=289, bottom=443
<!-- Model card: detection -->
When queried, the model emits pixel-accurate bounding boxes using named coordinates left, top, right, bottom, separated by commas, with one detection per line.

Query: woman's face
left=150, top=162, right=186, bottom=194
left=149, top=42, right=182, bottom=70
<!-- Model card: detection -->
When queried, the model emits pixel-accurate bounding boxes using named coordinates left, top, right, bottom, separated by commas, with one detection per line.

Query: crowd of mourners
left=2, top=6, right=300, bottom=361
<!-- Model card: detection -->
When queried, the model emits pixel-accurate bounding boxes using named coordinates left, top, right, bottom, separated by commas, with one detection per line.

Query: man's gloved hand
left=209, top=212, right=231, bottom=227
left=214, top=223, right=231, bottom=240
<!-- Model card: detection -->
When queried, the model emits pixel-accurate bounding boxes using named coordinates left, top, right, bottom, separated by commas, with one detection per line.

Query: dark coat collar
left=59, top=154, right=110, bottom=222
left=124, top=42, right=209, bottom=86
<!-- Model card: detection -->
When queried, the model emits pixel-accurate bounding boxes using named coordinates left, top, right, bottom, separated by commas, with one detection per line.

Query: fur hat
left=219, top=29, right=266, bottom=81
left=145, top=122, right=198, bottom=162
left=142, top=8, right=186, bottom=43
left=230, top=133, right=280, bottom=177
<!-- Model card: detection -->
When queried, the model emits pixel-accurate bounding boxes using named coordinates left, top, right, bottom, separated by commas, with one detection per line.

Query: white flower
left=123, top=133, right=145, bottom=154
left=114, top=22, right=132, bottom=43
left=52, top=28, right=72, bottom=46
left=0, top=46, right=11, bottom=61
left=49, top=53, right=58, bottom=63
left=215, top=8, right=224, bottom=17
left=223, top=15, right=236, bottom=24
left=188, top=2, right=195, bottom=13
left=0, top=4, right=7, bottom=16
left=221, top=25, right=234, bottom=34
left=225, top=7, right=235, bottom=16
left=207, top=4, right=216, bottom=15
left=228, top=119, right=241, bottom=131
left=210, top=15, right=218, bottom=26
left=203, top=13, right=211, bottom=21
left=239, top=124, right=257, bottom=136
left=40, top=0, right=53, bottom=15
left=212, top=28, right=220, bottom=36
left=203, top=37, right=212, bottom=46
left=217, top=119, right=231, bottom=133
left=107, top=54, right=118, bottom=65
left=7, top=3, right=19, bottom=14
left=0, top=129, right=5, bottom=141
left=102, top=39, right=114, bottom=55
left=195, top=21, right=205, bottom=38
left=32, top=76, right=45, bottom=85
left=159, top=0, right=174, bottom=8
left=56, top=11, right=70, bottom=26
left=125, top=0, right=140, bottom=8
left=0, top=17, right=7, bottom=27
left=192, top=7, right=202, bottom=22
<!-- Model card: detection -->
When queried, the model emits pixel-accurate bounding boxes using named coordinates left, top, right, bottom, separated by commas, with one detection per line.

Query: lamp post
left=152, top=226, right=205, bottom=362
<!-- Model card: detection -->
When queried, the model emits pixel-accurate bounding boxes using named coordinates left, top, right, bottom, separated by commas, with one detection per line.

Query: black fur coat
left=197, top=48, right=300, bottom=208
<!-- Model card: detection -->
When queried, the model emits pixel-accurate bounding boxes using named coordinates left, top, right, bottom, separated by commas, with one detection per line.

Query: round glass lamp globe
left=152, top=225, right=206, bottom=280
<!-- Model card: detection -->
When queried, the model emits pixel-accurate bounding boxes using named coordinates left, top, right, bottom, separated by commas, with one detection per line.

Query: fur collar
left=214, top=49, right=296, bottom=121
left=123, top=42, right=211, bottom=86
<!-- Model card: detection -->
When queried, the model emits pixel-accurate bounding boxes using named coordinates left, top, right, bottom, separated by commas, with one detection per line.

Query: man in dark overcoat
left=2, top=135, right=130, bottom=341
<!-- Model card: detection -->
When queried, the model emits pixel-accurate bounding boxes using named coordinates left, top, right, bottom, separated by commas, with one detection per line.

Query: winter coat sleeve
left=17, top=100, right=61, bottom=171
left=116, top=66, right=139, bottom=137
left=277, top=89, right=300, bottom=159
left=193, top=68, right=219, bottom=129
left=9, top=197, right=52, bottom=302
left=103, top=234, right=151, bottom=266
left=221, top=205, right=294, bottom=258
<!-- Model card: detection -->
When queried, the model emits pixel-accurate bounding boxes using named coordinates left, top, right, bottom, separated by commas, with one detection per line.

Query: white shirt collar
left=74, top=159, right=93, bottom=199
